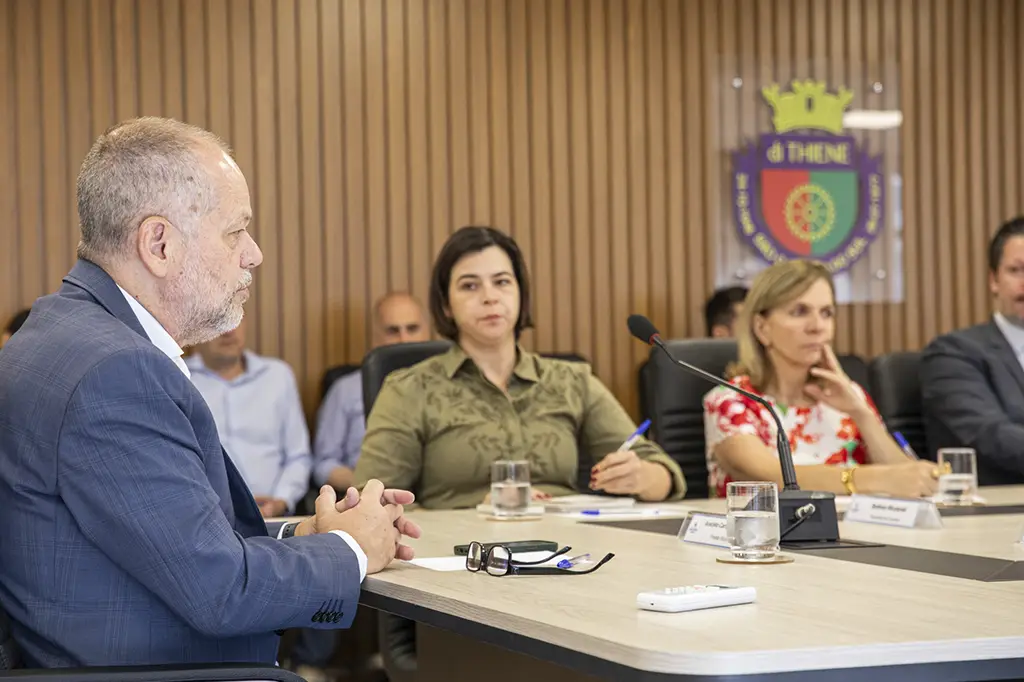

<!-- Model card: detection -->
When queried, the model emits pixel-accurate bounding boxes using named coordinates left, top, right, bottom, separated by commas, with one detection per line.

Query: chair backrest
left=868, top=351, right=929, bottom=459
left=637, top=360, right=651, bottom=423
left=839, top=354, right=872, bottom=401
left=319, top=363, right=362, bottom=400
left=361, top=341, right=454, bottom=414
left=0, top=602, right=21, bottom=670
left=644, top=339, right=737, bottom=499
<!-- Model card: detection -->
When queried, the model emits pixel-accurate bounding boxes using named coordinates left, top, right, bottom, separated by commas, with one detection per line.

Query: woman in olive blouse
left=353, top=226, right=687, bottom=509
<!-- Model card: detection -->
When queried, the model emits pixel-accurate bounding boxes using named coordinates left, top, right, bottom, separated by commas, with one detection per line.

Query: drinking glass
left=490, top=460, right=531, bottom=517
left=726, top=481, right=780, bottom=561
left=936, top=448, right=977, bottom=506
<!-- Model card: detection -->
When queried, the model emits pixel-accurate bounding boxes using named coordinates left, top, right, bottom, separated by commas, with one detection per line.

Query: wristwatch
left=840, top=468, right=857, bottom=494
left=281, top=521, right=299, bottom=539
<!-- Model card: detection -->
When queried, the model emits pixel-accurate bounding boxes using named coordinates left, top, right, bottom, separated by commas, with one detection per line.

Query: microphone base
left=778, top=489, right=840, bottom=545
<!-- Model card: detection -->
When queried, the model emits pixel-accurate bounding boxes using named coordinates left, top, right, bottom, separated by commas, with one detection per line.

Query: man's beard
left=171, top=257, right=250, bottom=347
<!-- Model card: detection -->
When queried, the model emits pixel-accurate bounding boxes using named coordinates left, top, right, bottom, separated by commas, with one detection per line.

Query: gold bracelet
left=841, top=467, right=857, bottom=494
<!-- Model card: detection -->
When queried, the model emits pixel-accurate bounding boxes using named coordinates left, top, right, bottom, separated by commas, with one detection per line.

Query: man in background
left=187, top=316, right=312, bottom=517
left=704, top=285, right=748, bottom=338
left=922, top=217, right=1024, bottom=484
left=314, top=292, right=430, bottom=491
left=1, top=308, right=30, bottom=347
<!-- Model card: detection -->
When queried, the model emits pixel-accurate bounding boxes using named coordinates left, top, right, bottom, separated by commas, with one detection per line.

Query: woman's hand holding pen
left=590, top=450, right=645, bottom=494
left=591, top=419, right=670, bottom=499
left=591, top=452, right=671, bottom=500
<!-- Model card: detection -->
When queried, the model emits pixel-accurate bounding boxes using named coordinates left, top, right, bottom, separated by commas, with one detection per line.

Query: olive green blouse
left=352, top=345, right=687, bottom=509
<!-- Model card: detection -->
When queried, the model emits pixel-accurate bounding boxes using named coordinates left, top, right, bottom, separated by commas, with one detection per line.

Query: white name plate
left=845, top=494, right=943, bottom=529
left=678, top=512, right=730, bottom=549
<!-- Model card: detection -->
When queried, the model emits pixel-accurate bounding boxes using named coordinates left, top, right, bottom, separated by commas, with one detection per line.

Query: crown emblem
left=761, top=80, right=853, bottom=134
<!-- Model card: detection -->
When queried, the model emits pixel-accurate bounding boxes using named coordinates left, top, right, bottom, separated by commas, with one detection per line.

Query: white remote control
left=636, top=585, right=757, bottom=613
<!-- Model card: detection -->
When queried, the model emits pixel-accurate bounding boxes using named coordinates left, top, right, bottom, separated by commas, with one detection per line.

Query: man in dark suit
left=0, top=117, right=420, bottom=668
left=921, top=217, right=1024, bottom=485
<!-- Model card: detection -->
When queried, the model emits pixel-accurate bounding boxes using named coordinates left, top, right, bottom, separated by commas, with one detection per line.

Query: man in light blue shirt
left=187, top=317, right=312, bottom=517
left=314, top=292, right=430, bottom=490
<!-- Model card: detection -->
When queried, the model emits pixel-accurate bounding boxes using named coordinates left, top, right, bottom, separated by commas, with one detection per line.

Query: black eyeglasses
left=465, top=541, right=614, bottom=576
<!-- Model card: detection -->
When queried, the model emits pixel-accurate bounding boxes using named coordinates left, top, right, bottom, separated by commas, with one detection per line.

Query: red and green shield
left=732, top=132, right=885, bottom=273
left=759, top=169, right=857, bottom=258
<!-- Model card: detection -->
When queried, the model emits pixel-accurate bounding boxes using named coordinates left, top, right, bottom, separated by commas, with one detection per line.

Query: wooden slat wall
left=1, top=0, right=1022, bottom=420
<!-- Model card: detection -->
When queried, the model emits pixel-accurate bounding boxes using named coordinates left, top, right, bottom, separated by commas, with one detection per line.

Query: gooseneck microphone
left=627, top=314, right=798, bottom=491
left=628, top=313, right=840, bottom=545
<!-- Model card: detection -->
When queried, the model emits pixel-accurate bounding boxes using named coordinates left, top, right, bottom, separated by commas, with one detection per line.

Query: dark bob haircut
left=429, top=226, right=534, bottom=341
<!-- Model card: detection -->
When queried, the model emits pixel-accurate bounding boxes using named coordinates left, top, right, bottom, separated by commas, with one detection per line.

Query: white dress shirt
left=117, top=287, right=367, bottom=582
left=993, top=313, right=1024, bottom=376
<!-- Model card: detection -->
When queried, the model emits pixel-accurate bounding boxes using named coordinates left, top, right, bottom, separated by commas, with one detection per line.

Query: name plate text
left=845, top=495, right=942, bottom=529
left=678, top=512, right=730, bottom=549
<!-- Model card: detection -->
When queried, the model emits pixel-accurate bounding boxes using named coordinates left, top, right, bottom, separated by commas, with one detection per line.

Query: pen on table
left=557, top=552, right=591, bottom=569
left=579, top=509, right=662, bottom=516
left=618, top=419, right=652, bottom=451
left=893, top=431, right=919, bottom=460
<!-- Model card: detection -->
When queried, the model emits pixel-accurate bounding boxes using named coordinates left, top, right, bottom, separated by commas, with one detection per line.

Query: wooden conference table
left=343, top=486, right=1024, bottom=682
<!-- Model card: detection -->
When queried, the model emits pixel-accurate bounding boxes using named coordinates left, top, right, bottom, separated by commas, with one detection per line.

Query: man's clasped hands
left=293, top=479, right=422, bottom=574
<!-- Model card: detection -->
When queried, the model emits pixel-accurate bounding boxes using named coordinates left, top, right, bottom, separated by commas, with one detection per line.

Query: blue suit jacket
left=0, top=260, right=361, bottom=668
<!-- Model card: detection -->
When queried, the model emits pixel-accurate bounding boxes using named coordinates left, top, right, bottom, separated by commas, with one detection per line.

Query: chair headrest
left=361, top=340, right=453, bottom=412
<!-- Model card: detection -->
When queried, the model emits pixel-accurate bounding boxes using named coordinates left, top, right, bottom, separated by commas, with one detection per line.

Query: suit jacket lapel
left=985, top=320, right=1024, bottom=393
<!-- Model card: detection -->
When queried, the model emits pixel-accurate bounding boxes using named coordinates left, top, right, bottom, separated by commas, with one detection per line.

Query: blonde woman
left=703, top=260, right=939, bottom=499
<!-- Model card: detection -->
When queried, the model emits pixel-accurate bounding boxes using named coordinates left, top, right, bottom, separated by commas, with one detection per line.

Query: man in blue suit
left=0, top=117, right=420, bottom=668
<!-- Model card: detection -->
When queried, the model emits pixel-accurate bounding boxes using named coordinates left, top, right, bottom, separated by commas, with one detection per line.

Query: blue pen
left=618, top=419, right=652, bottom=451
left=893, top=431, right=919, bottom=460
left=557, top=553, right=591, bottom=569
left=579, top=508, right=662, bottom=516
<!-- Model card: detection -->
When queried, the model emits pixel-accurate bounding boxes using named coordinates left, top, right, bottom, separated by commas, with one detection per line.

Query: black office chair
left=360, top=341, right=453, bottom=412
left=637, top=360, right=651, bottom=424
left=0, top=605, right=304, bottom=681
left=838, top=353, right=872, bottom=402
left=319, top=363, right=362, bottom=400
left=643, top=339, right=737, bottom=499
left=868, top=351, right=930, bottom=460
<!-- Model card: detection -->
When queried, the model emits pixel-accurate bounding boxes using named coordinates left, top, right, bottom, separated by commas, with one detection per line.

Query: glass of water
left=726, top=481, right=780, bottom=561
left=936, top=448, right=977, bottom=506
left=490, top=460, right=531, bottom=517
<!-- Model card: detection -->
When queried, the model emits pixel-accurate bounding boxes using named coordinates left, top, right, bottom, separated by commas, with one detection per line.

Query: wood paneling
left=1, top=0, right=1022, bottom=419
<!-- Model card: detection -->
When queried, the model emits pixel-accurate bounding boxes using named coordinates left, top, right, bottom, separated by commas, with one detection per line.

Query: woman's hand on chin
left=803, top=344, right=870, bottom=417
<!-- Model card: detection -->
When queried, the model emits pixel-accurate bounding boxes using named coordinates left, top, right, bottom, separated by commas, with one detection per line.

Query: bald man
left=313, top=293, right=429, bottom=491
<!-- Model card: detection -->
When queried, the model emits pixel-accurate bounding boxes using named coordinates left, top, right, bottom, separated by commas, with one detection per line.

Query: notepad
left=544, top=494, right=636, bottom=513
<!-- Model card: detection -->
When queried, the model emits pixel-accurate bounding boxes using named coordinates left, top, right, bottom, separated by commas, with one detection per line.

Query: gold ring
left=931, top=467, right=941, bottom=479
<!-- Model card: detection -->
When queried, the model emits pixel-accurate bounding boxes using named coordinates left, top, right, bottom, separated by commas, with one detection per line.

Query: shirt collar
left=994, top=313, right=1024, bottom=354
left=185, top=349, right=268, bottom=380
left=117, top=285, right=190, bottom=378
left=439, top=344, right=541, bottom=383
